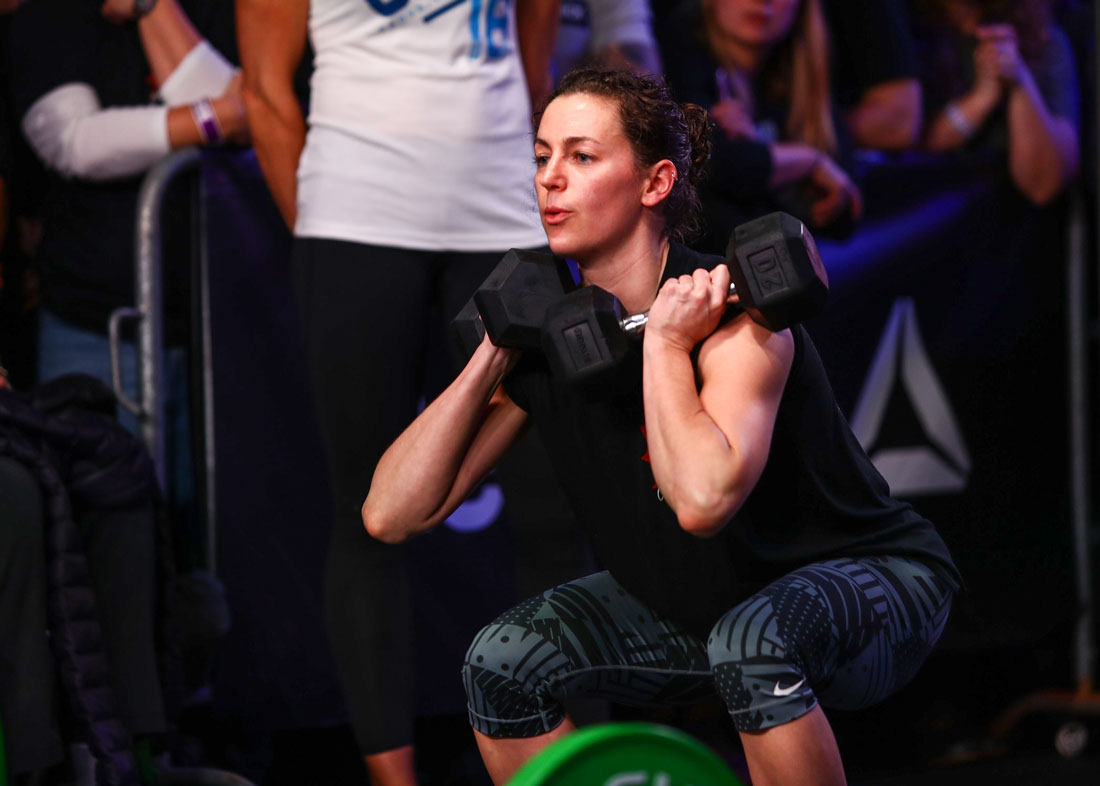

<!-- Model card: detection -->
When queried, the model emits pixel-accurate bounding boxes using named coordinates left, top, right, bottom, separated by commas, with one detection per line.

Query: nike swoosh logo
left=772, top=678, right=805, bottom=697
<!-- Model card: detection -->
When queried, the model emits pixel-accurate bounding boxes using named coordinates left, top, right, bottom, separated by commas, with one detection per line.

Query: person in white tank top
left=238, top=1, right=561, bottom=783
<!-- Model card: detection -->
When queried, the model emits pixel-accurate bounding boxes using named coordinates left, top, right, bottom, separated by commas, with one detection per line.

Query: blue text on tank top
left=365, top=0, right=512, bottom=60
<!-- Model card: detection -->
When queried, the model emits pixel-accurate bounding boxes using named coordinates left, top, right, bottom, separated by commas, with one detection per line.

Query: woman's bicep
left=697, top=318, right=794, bottom=489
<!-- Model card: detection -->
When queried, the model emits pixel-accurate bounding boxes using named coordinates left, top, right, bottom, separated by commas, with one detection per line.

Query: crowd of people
left=0, top=1, right=1087, bottom=785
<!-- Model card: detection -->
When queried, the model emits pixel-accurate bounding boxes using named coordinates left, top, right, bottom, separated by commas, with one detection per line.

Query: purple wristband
left=191, top=98, right=223, bottom=145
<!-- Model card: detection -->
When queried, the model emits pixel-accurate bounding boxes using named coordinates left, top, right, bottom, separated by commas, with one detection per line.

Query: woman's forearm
left=924, top=84, right=1001, bottom=151
left=641, top=337, right=744, bottom=536
left=1006, top=68, right=1079, bottom=204
left=845, top=79, right=922, bottom=151
left=241, top=86, right=306, bottom=228
left=766, top=142, right=821, bottom=189
left=137, top=0, right=203, bottom=87
left=238, top=0, right=309, bottom=228
left=165, top=95, right=247, bottom=148
left=363, top=339, right=526, bottom=544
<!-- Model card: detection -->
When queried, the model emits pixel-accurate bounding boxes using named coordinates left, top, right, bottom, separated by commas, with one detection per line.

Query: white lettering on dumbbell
left=566, top=322, right=598, bottom=370
left=604, top=774, right=647, bottom=786
left=603, top=773, right=677, bottom=786
left=747, top=248, right=787, bottom=294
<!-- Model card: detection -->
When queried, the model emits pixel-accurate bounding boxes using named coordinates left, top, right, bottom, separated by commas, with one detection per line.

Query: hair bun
left=680, top=103, right=712, bottom=187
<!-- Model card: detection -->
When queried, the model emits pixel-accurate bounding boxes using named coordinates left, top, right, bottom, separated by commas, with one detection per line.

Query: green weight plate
left=506, top=722, right=745, bottom=786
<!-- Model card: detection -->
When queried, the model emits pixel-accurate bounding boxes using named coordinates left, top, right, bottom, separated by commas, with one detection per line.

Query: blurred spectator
left=553, top=0, right=662, bottom=82
left=823, top=0, right=923, bottom=150
left=238, top=0, right=559, bottom=782
left=914, top=0, right=1080, bottom=205
left=659, top=0, right=861, bottom=254
left=7, top=0, right=247, bottom=568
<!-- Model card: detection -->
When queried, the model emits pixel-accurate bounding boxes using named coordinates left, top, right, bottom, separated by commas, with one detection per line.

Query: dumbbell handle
left=620, top=281, right=739, bottom=336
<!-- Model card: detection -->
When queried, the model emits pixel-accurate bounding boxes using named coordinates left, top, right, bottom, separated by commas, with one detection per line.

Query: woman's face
left=706, top=0, right=802, bottom=49
left=534, top=93, right=651, bottom=262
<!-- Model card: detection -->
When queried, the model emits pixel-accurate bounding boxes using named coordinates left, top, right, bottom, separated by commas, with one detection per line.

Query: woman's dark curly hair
left=535, top=68, right=712, bottom=244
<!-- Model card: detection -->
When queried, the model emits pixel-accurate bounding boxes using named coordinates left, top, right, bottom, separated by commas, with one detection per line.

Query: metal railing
left=107, top=147, right=216, bottom=571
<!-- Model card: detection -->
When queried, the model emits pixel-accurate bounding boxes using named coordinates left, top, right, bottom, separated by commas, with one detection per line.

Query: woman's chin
left=546, top=236, right=581, bottom=260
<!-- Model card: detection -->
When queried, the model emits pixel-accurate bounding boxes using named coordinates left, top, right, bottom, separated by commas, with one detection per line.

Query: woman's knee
left=706, top=590, right=828, bottom=733
left=463, top=620, right=569, bottom=738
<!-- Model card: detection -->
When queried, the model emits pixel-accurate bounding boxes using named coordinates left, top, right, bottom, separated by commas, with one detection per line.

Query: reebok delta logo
left=850, top=297, right=971, bottom=497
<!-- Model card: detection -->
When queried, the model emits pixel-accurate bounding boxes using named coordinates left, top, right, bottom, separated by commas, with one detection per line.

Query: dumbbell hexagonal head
left=541, top=286, right=631, bottom=387
left=726, top=212, right=828, bottom=331
left=449, top=297, right=487, bottom=368
left=473, top=249, right=575, bottom=349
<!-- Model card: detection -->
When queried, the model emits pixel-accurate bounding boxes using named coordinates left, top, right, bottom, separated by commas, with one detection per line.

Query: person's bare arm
left=516, top=0, right=561, bottom=110
left=641, top=265, right=794, bottom=537
left=133, top=0, right=202, bottom=84
left=237, top=0, right=308, bottom=228
left=767, top=143, right=862, bottom=226
left=964, top=25, right=1078, bottom=204
left=363, top=338, right=529, bottom=544
left=100, top=0, right=206, bottom=85
left=1005, top=67, right=1079, bottom=205
left=923, top=83, right=1002, bottom=150
left=845, top=78, right=922, bottom=150
left=165, top=84, right=248, bottom=146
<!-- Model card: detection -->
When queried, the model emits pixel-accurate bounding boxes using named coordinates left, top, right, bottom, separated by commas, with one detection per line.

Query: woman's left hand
left=645, top=265, right=733, bottom=353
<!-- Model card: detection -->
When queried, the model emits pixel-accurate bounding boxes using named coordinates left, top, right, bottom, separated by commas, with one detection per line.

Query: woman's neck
left=577, top=235, right=671, bottom=316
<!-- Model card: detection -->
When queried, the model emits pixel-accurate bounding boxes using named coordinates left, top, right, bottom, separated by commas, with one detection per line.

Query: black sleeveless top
left=504, top=242, right=961, bottom=638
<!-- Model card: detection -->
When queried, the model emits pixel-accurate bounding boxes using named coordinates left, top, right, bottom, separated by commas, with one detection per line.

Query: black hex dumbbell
left=449, top=248, right=576, bottom=365
left=540, top=212, right=828, bottom=386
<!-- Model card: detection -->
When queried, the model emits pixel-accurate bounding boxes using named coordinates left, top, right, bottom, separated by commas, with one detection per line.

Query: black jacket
left=0, top=374, right=158, bottom=786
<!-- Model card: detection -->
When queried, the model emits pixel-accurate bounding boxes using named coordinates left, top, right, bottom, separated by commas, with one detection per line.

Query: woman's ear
left=641, top=159, right=677, bottom=207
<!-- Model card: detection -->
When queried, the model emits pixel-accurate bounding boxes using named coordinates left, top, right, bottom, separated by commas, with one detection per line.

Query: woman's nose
left=539, top=156, right=565, bottom=188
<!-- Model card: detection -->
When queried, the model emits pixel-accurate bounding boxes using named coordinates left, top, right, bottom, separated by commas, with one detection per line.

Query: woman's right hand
left=972, top=26, right=1018, bottom=104
left=977, top=24, right=1025, bottom=85
left=807, top=153, right=862, bottom=227
left=476, top=330, right=522, bottom=378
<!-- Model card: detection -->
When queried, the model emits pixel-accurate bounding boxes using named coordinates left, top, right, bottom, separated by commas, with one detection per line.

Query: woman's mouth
left=543, top=207, right=571, bottom=226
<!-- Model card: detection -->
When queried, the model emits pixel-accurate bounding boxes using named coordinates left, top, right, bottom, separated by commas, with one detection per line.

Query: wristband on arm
left=191, top=97, right=223, bottom=145
left=945, top=101, right=976, bottom=139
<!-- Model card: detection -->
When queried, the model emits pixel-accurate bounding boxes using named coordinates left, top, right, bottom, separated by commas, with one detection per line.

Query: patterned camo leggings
left=463, top=556, right=953, bottom=736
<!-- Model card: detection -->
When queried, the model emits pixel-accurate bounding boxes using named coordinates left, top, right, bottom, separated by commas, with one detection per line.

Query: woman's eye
left=534, top=154, right=549, bottom=167
left=575, top=152, right=593, bottom=163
